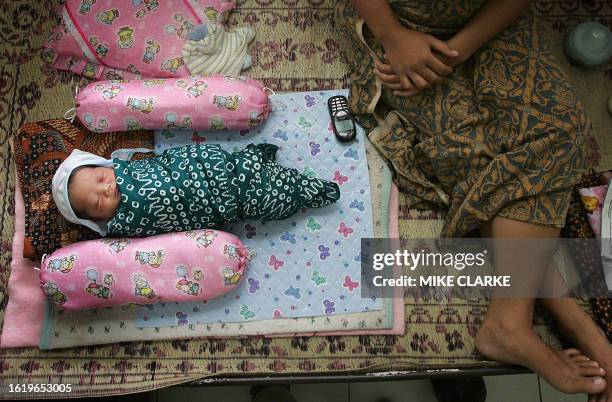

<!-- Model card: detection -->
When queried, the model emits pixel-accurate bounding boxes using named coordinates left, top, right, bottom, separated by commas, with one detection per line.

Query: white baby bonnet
left=51, top=149, right=114, bottom=236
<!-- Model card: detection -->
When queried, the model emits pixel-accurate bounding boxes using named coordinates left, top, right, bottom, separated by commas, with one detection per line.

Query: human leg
left=539, top=264, right=612, bottom=401
left=475, top=217, right=606, bottom=394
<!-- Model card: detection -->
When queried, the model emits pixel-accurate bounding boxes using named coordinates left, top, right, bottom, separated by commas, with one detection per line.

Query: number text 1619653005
left=7, top=384, right=72, bottom=393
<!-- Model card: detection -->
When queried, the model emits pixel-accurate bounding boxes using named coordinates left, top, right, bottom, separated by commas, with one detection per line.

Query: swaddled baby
left=52, top=143, right=340, bottom=237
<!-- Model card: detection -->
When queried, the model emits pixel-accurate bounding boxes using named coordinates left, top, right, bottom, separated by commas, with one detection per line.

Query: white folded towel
left=182, top=23, right=255, bottom=76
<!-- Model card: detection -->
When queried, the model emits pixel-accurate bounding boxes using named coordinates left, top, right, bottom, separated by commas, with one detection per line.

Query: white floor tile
left=156, top=385, right=252, bottom=402
left=292, top=382, right=348, bottom=402
left=539, top=376, right=589, bottom=402
left=151, top=375, right=564, bottom=402
left=485, top=374, right=540, bottom=402
left=349, top=379, right=437, bottom=402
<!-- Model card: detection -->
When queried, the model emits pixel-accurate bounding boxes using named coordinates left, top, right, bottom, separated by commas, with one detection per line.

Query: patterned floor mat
left=0, top=0, right=610, bottom=398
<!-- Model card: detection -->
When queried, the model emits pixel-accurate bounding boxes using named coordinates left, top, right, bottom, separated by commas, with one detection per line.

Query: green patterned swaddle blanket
left=107, top=143, right=341, bottom=237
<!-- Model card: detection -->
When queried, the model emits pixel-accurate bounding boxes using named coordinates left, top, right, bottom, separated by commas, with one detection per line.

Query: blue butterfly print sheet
left=137, top=89, right=380, bottom=327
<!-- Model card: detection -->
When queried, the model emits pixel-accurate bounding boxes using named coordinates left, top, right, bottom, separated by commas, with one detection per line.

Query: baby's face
left=69, top=166, right=120, bottom=220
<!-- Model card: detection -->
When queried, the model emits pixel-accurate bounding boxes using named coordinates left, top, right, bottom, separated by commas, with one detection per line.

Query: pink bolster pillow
left=75, top=75, right=272, bottom=132
left=40, top=229, right=251, bottom=310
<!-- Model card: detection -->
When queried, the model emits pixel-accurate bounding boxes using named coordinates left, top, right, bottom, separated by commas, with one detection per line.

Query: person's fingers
left=384, top=82, right=407, bottom=90
left=407, top=72, right=429, bottom=90
left=418, top=66, right=441, bottom=84
left=380, top=80, right=406, bottom=90
left=393, top=88, right=420, bottom=97
left=373, top=68, right=401, bottom=85
left=428, top=56, right=453, bottom=76
left=373, top=67, right=399, bottom=81
left=376, top=62, right=420, bottom=91
left=429, top=37, right=459, bottom=58
left=398, top=74, right=414, bottom=91
left=375, top=60, right=396, bottom=75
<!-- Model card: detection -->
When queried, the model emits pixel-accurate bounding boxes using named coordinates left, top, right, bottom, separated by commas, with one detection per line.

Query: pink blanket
left=0, top=183, right=45, bottom=348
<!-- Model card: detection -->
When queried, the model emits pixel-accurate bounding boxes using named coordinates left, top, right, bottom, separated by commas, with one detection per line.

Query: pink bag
left=75, top=75, right=271, bottom=132
left=39, top=229, right=250, bottom=310
left=578, top=185, right=608, bottom=237
left=43, top=0, right=236, bottom=80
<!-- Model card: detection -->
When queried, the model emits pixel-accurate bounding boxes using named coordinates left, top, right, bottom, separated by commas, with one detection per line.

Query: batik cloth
left=335, top=0, right=588, bottom=237
left=107, top=143, right=341, bottom=236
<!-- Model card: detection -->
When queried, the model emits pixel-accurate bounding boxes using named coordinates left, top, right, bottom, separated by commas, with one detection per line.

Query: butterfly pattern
left=176, top=311, right=188, bottom=326
left=309, top=141, right=320, bottom=156
left=333, top=170, right=349, bottom=185
left=160, top=130, right=175, bottom=140
left=343, top=148, right=359, bottom=160
left=343, top=276, right=360, bottom=292
left=280, top=231, right=296, bottom=244
left=273, top=129, right=288, bottom=141
left=140, top=90, right=379, bottom=328
left=306, top=217, right=322, bottom=232
left=244, top=224, right=257, bottom=239
left=298, top=116, right=313, bottom=129
left=268, top=255, right=284, bottom=271
left=239, top=304, right=256, bottom=320
left=349, top=199, right=365, bottom=212
left=338, top=222, right=354, bottom=238
left=191, top=132, right=206, bottom=144
left=248, top=277, right=260, bottom=293
left=304, top=95, right=316, bottom=107
left=323, top=299, right=336, bottom=315
left=311, top=271, right=327, bottom=286
left=302, top=166, right=317, bottom=178
left=284, top=285, right=301, bottom=299
left=318, top=245, right=330, bottom=260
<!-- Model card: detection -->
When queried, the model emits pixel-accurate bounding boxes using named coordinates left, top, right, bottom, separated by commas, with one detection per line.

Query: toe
left=578, top=367, right=607, bottom=377
left=576, top=361, right=601, bottom=368
left=589, top=377, right=608, bottom=394
left=564, top=348, right=582, bottom=357
left=565, top=375, right=607, bottom=395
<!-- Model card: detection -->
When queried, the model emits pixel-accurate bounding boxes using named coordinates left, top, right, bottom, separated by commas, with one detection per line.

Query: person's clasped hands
left=375, top=26, right=460, bottom=97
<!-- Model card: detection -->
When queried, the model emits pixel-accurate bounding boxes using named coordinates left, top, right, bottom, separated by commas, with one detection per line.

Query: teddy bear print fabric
left=578, top=185, right=607, bottom=237
left=75, top=75, right=271, bottom=132
left=43, top=0, right=236, bottom=80
left=40, top=229, right=250, bottom=310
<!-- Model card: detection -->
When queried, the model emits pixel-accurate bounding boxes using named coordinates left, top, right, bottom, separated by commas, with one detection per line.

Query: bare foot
left=475, top=322, right=607, bottom=395
left=560, top=349, right=610, bottom=402
left=560, top=349, right=607, bottom=378
left=576, top=341, right=612, bottom=402
left=540, top=298, right=612, bottom=401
